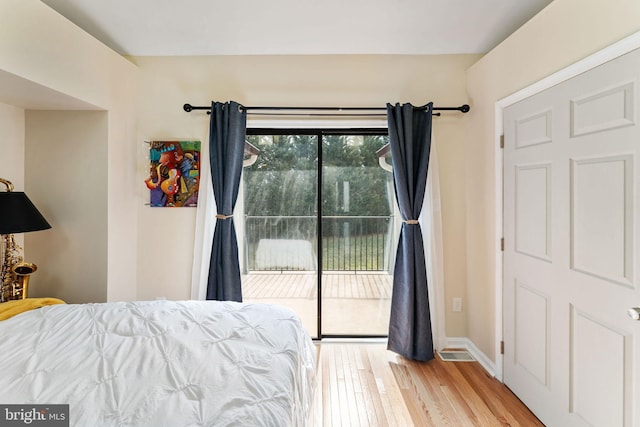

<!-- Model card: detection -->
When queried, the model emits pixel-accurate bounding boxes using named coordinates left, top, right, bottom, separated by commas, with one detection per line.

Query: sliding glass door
left=321, top=133, right=394, bottom=335
left=241, top=129, right=394, bottom=338
left=241, top=133, right=319, bottom=337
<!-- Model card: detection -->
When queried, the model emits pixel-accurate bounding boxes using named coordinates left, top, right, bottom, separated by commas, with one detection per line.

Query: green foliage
left=243, top=133, right=392, bottom=219
left=244, top=134, right=317, bottom=216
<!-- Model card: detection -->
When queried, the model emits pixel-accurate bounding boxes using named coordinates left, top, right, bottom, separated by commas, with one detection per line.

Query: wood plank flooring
left=310, top=343, right=543, bottom=427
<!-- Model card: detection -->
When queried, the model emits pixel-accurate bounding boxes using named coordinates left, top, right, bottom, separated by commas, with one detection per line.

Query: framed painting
left=145, top=140, right=200, bottom=207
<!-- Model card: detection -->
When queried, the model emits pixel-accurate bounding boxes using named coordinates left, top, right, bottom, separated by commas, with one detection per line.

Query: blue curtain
left=206, top=101, right=247, bottom=301
left=386, top=102, right=434, bottom=361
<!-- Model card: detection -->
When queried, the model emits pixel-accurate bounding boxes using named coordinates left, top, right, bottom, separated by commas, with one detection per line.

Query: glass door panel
left=241, top=134, right=319, bottom=338
left=321, top=134, right=394, bottom=335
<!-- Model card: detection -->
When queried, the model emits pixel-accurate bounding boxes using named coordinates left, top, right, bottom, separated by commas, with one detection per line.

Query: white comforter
left=0, top=300, right=316, bottom=427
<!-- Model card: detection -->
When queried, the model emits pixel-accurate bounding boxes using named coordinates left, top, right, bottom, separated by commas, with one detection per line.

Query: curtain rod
left=183, top=103, right=470, bottom=116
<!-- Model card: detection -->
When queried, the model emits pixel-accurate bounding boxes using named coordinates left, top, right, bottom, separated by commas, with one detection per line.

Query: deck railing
left=244, top=215, right=394, bottom=271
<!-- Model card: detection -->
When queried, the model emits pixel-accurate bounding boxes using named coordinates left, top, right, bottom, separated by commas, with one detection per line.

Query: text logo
left=0, top=405, right=68, bottom=427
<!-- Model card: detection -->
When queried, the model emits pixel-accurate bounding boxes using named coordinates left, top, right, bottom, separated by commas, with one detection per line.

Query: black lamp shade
left=0, top=192, right=51, bottom=234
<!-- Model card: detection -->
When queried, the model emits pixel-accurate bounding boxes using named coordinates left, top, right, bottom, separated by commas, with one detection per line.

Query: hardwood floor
left=310, top=343, right=543, bottom=427
left=244, top=274, right=542, bottom=424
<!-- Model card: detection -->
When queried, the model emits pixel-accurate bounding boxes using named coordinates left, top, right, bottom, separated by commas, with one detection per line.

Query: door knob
left=628, top=307, right=640, bottom=320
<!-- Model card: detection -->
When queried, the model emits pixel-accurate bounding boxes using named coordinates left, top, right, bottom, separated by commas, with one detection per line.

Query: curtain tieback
left=403, top=219, right=420, bottom=225
left=215, top=214, right=233, bottom=220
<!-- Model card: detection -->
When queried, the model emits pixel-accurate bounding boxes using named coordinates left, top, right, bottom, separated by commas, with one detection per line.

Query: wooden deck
left=242, top=272, right=392, bottom=299
left=243, top=271, right=393, bottom=335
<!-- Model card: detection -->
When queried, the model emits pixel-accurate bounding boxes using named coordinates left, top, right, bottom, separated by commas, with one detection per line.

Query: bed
left=0, top=299, right=316, bottom=426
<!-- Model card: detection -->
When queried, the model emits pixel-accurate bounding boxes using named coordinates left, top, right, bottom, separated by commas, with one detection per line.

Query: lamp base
left=1, top=234, right=24, bottom=302
left=13, top=262, right=37, bottom=299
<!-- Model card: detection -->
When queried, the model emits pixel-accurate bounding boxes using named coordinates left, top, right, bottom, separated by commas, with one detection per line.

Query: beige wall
left=132, top=54, right=478, bottom=336
left=0, top=0, right=138, bottom=302
left=0, top=0, right=125, bottom=110
left=0, top=103, right=25, bottom=187
left=25, top=111, right=108, bottom=303
left=0, top=103, right=26, bottom=249
left=465, top=0, right=640, bottom=361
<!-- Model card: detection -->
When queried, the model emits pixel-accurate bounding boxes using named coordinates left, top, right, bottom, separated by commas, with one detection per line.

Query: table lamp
left=0, top=178, right=51, bottom=302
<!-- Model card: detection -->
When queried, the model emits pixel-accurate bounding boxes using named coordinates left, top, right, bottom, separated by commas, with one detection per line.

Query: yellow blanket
left=0, top=298, right=65, bottom=321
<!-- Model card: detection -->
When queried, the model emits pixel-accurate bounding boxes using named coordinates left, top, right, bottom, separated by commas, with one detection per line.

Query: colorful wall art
left=145, top=140, right=200, bottom=207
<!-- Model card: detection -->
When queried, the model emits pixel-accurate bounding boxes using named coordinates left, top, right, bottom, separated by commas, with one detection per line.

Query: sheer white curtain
left=420, top=141, right=447, bottom=351
left=190, top=142, right=215, bottom=300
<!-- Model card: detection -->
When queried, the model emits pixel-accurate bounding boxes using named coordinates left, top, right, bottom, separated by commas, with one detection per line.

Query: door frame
left=494, top=30, right=640, bottom=382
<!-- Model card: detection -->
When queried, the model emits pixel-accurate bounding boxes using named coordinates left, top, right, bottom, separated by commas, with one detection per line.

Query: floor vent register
left=438, top=350, right=475, bottom=362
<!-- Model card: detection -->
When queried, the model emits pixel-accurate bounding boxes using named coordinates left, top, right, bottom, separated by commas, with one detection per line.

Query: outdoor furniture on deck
left=255, top=239, right=317, bottom=271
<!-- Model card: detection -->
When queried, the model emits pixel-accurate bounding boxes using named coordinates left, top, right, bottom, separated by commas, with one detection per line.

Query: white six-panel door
left=504, top=48, right=640, bottom=426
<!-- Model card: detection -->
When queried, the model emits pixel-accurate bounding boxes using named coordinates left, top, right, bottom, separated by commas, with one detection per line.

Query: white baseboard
left=444, top=337, right=497, bottom=379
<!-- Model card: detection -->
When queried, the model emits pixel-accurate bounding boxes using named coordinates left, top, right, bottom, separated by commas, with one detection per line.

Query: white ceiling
left=41, top=0, right=554, bottom=56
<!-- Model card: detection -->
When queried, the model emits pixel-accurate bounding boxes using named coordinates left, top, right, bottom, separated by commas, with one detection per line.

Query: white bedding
left=0, top=300, right=316, bottom=426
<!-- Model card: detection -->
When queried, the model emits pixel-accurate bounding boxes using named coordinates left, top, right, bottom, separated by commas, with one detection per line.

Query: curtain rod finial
left=183, top=103, right=193, bottom=112
left=460, top=104, right=470, bottom=113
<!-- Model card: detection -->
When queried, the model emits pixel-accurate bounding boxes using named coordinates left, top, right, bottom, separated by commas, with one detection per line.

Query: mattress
left=0, top=300, right=316, bottom=426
